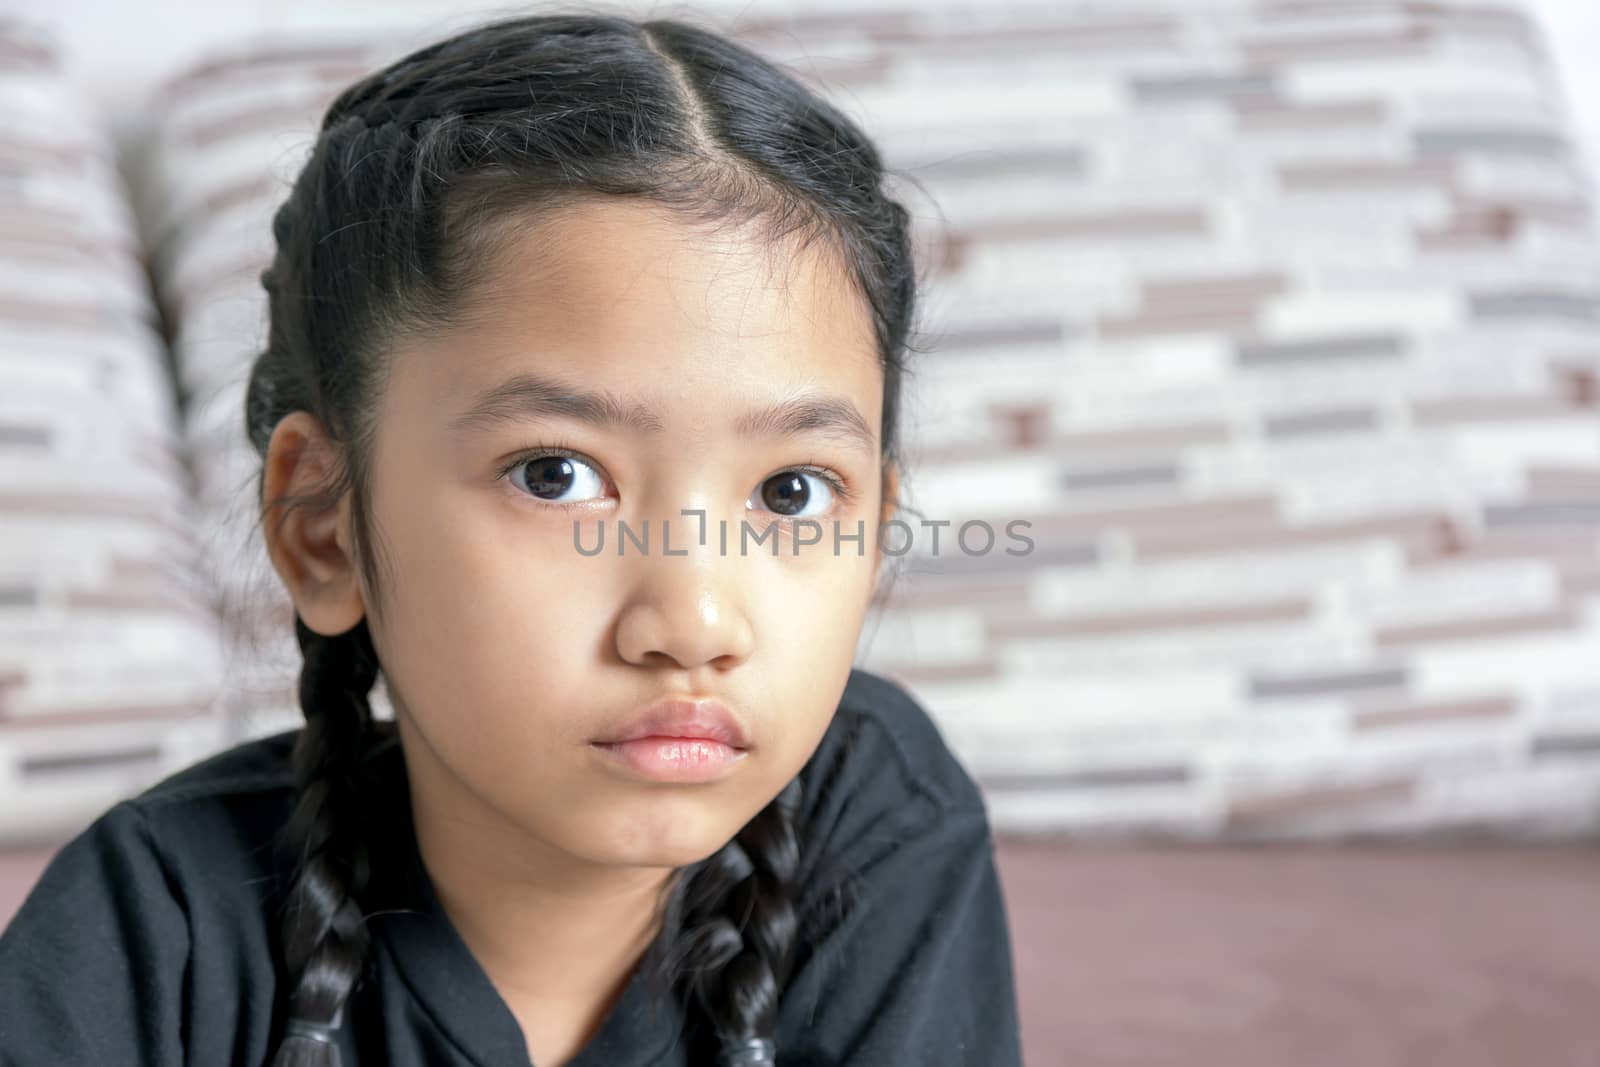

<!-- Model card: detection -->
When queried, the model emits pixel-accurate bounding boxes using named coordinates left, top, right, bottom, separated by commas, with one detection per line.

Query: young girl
left=0, top=11, right=1023, bottom=1066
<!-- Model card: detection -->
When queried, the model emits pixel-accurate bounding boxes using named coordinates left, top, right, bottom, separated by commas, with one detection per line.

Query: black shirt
left=0, top=667, right=1024, bottom=1066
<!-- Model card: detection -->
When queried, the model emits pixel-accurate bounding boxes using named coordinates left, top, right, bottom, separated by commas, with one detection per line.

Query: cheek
left=756, top=533, right=878, bottom=635
left=370, top=482, right=602, bottom=749
left=745, top=550, right=877, bottom=734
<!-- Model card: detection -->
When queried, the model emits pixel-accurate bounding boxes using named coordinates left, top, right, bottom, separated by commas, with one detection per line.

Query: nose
left=613, top=518, right=756, bottom=671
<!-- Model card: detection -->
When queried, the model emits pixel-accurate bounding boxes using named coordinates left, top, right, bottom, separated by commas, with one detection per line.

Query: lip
left=589, top=695, right=753, bottom=749
left=589, top=737, right=749, bottom=783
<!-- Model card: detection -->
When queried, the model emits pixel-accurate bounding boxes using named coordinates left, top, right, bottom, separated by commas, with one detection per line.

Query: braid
left=264, top=615, right=381, bottom=1067
left=652, top=778, right=805, bottom=1065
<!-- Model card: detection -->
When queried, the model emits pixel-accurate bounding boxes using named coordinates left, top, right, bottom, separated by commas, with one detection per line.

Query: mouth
left=589, top=735, right=750, bottom=782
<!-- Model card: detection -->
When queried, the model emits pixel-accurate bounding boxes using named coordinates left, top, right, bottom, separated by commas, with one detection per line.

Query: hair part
left=246, top=10, right=919, bottom=1065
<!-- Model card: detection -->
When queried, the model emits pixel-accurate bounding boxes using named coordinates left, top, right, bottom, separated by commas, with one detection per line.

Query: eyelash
left=494, top=435, right=585, bottom=483
left=494, top=439, right=856, bottom=513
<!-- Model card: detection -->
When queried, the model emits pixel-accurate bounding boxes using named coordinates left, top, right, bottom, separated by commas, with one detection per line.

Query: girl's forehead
left=394, top=198, right=883, bottom=421
left=468, top=197, right=864, bottom=331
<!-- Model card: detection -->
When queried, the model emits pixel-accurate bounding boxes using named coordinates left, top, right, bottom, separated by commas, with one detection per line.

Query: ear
left=872, top=460, right=901, bottom=578
left=260, top=411, right=366, bottom=637
left=878, top=460, right=900, bottom=529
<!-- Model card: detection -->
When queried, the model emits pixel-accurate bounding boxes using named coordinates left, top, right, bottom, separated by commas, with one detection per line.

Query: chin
left=586, top=808, right=748, bottom=870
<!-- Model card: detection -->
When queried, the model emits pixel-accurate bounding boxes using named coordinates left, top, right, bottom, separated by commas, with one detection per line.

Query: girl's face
left=359, top=197, right=895, bottom=876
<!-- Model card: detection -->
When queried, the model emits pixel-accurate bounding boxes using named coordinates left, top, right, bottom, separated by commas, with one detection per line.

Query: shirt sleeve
left=777, top=799, right=1026, bottom=1067
left=0, top=800, right=190, bottom=1066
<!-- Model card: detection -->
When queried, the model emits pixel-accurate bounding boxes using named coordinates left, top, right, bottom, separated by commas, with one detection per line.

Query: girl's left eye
left=748, top=468, right=844, bottom=519
left=504, top=452, right=609, bottom=504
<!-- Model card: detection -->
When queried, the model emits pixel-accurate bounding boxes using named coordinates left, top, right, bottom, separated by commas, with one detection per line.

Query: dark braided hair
left=272, top=615, right=381, bottom=1061
left=244, top=9, right=920, bottom=1066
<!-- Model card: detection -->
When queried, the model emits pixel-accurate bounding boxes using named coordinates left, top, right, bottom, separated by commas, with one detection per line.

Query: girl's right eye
left=507, top=452, right=609, bottom=505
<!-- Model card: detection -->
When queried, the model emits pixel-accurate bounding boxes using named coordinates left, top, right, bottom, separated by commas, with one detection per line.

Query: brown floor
left=5, top=838, right=1599, bottom=1065
left=998, top=839, right=1600, bottom=1067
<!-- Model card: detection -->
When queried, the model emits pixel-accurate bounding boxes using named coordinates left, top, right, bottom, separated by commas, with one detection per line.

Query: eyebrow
left=447, top=372, right=878, bottom=455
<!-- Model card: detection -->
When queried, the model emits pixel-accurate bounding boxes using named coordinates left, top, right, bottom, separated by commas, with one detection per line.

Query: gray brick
left=1237, top=332, right=1407, bottom=366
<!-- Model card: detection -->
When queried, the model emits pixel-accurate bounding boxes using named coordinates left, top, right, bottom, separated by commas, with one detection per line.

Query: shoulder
left=118, top=727, right=302, bottom=859
left=794, top=667, right=991, bottom=877
left=119, top=724, right=406, bottom=881
left=131, top=727, right=301, bottom=810
left=48, top=726, right=325, bottom=910
left=0, top=730, right=323, bottom=1063
left=811, top=666, right=988, bottom=813
left=777, top=671, right=1016, bottom=1061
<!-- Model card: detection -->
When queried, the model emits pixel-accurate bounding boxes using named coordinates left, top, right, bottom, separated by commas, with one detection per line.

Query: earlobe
left=259, top=412, right=367, bottom=636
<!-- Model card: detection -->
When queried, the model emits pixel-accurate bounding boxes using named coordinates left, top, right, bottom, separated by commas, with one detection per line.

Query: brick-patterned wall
left=827, top=1, right=1600, bottom=838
